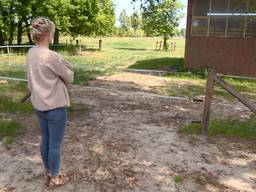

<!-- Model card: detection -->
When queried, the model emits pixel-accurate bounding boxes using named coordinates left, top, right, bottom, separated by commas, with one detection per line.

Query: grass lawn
left=1, top=37, right=255, bottom=98
left=0, top=37, right=185, bottom=84
left=156, top=74, right=256, bottom=99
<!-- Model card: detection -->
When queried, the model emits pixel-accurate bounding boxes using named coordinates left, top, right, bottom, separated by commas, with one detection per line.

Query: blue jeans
left=35, top=107, right=67, bottom=176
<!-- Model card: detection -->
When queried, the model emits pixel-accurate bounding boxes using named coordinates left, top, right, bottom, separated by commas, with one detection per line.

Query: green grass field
left=1, top=37, right=256, bottom=141
left=1, top=37, right=255, bottom=98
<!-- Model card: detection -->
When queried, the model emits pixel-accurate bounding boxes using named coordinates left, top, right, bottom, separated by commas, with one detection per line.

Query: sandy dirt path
left=0, top=72, right=256, bottom=192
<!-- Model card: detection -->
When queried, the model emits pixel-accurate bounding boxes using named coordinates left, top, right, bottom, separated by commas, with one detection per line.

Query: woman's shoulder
left=48, top=49, right=62, bottom=60
left=46, top=50, right=67, bottom=67
left=28, top=46, right=53, bottom=54
left=27, top=46, right=37, bottom=55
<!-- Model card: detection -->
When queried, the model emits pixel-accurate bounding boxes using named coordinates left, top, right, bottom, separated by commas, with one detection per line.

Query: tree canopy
left=130, top=11, right=142, bottom=32
left=133, top=0, right=183, bottom=50
left=0, top=0, right=115, bottom=45
left=119, top=9, right=131, bottom=31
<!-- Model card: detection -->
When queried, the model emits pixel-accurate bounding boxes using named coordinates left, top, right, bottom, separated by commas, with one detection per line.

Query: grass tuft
left=73, top=68, right=105, bottom=85
left=0, top=119, right=22, bottom=144
left=179, top=116, right=256, bottom=139
left=174, top=175, right=183, bottom=184
left=0, top=96, right=33, bottom=113
left=68, top=103, right=88, bottom=113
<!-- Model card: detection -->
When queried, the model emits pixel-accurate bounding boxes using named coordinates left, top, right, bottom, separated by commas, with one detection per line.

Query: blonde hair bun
left=31, top=17, right=55, bottom=43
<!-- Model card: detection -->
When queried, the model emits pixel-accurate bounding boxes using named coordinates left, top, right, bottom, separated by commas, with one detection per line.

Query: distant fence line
left=155, top=41, right=176, bottom=51
left=0, top=41, right=102, bottom=55
left=0, top=42, right=102, bottom=65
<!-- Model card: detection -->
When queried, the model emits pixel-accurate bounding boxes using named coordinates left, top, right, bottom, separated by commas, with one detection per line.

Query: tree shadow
left=128, top=57, right=186, bottom=72
left=114, top=47, right=150, bottom=51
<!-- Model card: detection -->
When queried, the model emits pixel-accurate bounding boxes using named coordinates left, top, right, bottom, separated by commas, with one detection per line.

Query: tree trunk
left=17, top=20, right=23, bottom=45
left=163, top=33, right=169, bottom=50
left=0, top=29, right=4, bottom=45
left=54, top=28, right=59, bottom=44
left=25, top=20, right=33, bottom=44
left=8, top=20, right=15, bottom=45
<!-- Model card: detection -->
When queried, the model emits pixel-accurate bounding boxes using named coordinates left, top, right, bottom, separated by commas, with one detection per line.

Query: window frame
left=191, top=0, right=255, bottom=37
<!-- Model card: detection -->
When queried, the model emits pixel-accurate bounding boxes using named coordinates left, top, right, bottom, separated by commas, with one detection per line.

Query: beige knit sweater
left=26, top=46, right=74, bottom=111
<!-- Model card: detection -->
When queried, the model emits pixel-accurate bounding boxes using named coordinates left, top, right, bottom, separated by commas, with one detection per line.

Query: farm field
left=0, top=37, right=256, bottom=192
left=1, top=37, right=256, bottom=99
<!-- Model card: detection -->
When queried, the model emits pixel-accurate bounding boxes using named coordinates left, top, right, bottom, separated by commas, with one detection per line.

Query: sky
left=114, top=0, right=188, bottom=29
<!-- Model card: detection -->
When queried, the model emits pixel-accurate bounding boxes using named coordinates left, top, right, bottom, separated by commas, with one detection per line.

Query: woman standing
left=26, top=17, right=74, bottom=188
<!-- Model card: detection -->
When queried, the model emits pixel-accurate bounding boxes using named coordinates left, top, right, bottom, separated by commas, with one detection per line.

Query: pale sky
left=114, top=0, right=187, bottom=29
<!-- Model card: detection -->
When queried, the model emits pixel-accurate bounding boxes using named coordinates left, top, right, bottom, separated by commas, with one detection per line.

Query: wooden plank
left=202, top=69, right=216, bottom=133
left=214, top=76, right=256, bottom=114
left=20, top=92, right=31, bottom=103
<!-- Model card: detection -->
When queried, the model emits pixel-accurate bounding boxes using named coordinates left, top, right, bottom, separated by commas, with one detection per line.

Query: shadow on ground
left=114, top=47, right=150, bottom=51
left=128, top=57, right=186, bottom=72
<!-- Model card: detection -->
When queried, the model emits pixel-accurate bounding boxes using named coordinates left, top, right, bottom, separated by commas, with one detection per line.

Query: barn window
left=247, top=0, right=256, bottom=36
left=191, top=0, right=210, bottom=36
left=191, top=0, right=256, bottom=37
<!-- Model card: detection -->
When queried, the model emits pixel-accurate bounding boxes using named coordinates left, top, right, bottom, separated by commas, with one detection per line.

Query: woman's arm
left=57, top=58, right=74, bottom=86
left=48, top=54, right=74, bottom=86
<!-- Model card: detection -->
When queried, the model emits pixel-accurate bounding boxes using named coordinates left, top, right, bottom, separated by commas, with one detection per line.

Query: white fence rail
left=0, top=76, right=27, bottom=82
left=0, top=45, right=34, bottom=66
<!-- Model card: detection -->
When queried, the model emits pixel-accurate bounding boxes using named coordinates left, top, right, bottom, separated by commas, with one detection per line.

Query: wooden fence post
left=155, top=41, right=159, bottom=50
left=201, top=68, right=216, bottom=133
left=7, top=45, right=10, bottom=65
left=159, top=41, right=163, bottom=50
left=99, top=39, right=102, bottom=51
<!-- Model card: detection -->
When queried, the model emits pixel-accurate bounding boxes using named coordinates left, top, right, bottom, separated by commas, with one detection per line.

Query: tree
left=0, top=0, right=115, bottom=45
left=0, top=0, right=43, bottom=45
left=133, top=0, right=182, bottom=50
left=119, top=9, right=131, bottom=36
left=16, top=0, right=39, bottom=44
left=130, top=11, right=142, bottom=32
left=0, top=0, right=9, bottom=45
left=91, top=0, right=116, bottom=36
left=180, top=28, right=186, bottom=37
left=40, top=0, right=74, bottom=44
left=0, top=0, right=18, bottom=45
left=44, top=0, right=115, bottom=41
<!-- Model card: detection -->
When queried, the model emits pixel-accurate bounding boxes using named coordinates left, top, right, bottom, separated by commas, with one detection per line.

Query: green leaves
left=94, top=0, right=116, bottom=36
left=132, top=0, right=182, bottom=49
left=0, top=0, right=116, bottom=45
left=130, top=11, right=142, bottom=31
left=141, top=0, right=182, bottom=37
left=119, top=10, right=131, bottom=31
